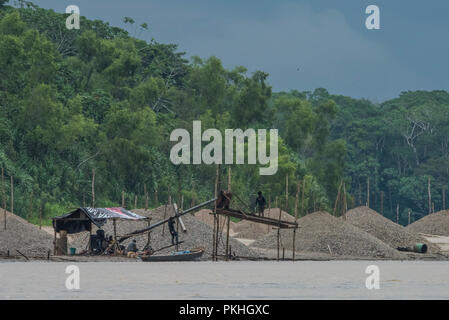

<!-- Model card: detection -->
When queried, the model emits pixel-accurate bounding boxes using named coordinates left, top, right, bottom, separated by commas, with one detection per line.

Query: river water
left=1, top=260, right=448, bottom=299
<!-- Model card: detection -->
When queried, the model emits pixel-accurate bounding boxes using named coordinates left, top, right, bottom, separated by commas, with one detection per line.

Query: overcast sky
left=28, top=0, right=449, bottom=102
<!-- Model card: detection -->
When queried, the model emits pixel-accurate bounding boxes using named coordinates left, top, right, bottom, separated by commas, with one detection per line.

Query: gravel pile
left=406, top=210, right=449, bottom=236
left=344, top=206, right=430, bottom=250
left=192, top=209, right=237, bottom=232
left=233, top=208, right=296, bottom=240
left=70, top=206, right=257, bottom=259
left=251, top=211, right=405, bottom=259
left=0, top=209, right=53, bottom=258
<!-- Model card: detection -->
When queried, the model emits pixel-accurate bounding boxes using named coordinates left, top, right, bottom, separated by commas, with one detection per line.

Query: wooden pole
left=27, top=189, right=33, bottom=223
left=191, top=182, right=196, bottom=207
left=408, top=209, right=411, bottom=225
left=162, top=203, right=168, bottom=236
left=113, top=218, right=117, bottom=252
left=1, top=168, right=5, bottom=230
left=396, top=203, right=399, bottom=224
left=366, top=177, right=370, bottom=208
left=122, top=190, right=125, bottom=207
left=53, top=229, right=57, bottom=255
left=301, top=179, right=305, bottom=216
left=215, top=165, right=221, bottom=261
left=292, top=227, right=296, bottom=261
left=225, top=167, right=231, bottom=261
left=380, top=191, right=384, bottom=215
left=10, top=175, right=13, bottom=215
left=155, top=189, right=158, bottom=205
left=277, top=228, right=280, bottom=261
left=134, top=195, right=137, bottom=209
left=39, top=201, right=42, bottom=230
left=342, top=182, right=347, bottom=219
left=285, top=174, right=289, bottom=211
left=144, top=184, right=148, bottom=211
left=428, top=176, right=432, bottom=214
left=333, top=181, right=343, bottom=216
left=268, top=193, right=271, bottom=232
left=213, top=165, right=219, bottom=261
left=295, top=180, right=300, bottom=219
left=443, top=186, right=446, bottom=211
left=91, top=169, right=95, bottom=208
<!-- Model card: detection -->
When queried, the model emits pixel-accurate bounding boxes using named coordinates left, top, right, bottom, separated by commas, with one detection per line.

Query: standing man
left=168, top=216, right=179, bottom=245
left=255, top=191, right=266, bottom=216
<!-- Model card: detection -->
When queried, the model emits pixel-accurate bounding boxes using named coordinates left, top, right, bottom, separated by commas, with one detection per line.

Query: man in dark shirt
left=127, top=239, right=138, bottom=253
left=168, top=216, right=179, bottom=245
left=255, top=191, right=266, bottom=216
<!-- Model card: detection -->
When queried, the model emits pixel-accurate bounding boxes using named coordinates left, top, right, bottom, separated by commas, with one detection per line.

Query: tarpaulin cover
left=52, top=207, right=147, bottom=234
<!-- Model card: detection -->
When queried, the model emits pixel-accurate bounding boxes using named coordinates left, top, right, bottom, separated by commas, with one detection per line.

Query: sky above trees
left=23, top=0, right=449, bottom=101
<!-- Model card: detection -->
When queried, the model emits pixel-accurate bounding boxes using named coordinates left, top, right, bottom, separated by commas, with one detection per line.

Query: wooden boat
left=139, top=248, right=205, bottom=262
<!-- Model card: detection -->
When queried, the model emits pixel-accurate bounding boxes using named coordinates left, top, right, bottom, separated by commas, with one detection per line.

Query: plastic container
left=69, top=247, right=76, bottom=255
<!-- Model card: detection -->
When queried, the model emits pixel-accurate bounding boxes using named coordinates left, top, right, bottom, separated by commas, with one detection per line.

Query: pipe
left=118, top=198, right=216, bottom=242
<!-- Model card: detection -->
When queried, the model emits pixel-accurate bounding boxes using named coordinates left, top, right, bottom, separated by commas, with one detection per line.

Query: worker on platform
left=168, top=216, right=179, bottom=245
left=127, top=239, right=138, bottom=253
left=255, top=191, right=266, bottom=216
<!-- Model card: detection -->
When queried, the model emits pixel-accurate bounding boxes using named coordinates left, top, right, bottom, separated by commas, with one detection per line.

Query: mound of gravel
left=251, top=211, right=405, bottom=259
left=0, top=209, right=53, bottom=258
left=193, top=209, right=237, bottom=232
left=344, top=206, right=430, bottom=250
left=233, top=208, right=296, bottom=240
left=70, top=206, right=256, bottom=259
left=406, top=210, right=449, bottom=236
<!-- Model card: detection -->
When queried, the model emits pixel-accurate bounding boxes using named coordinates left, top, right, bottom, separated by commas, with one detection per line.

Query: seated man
left=127, top=239, right=138, bottom=253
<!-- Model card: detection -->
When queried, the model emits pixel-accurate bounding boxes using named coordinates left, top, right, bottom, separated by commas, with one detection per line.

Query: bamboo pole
left=277, top=228, right=280, bottom=261
left=342, top=182, right=347, bottom=219
left=113, top=218, right=117, bottom=252
left=155, top=189, right=158, bottom=205
left=292, top=227, right=296, bottom=261
left=1, top=168, right=5, bottom=230
left=267, top=193, right=271, bottom=232
left=122, top=190, right=125, bottom=208
left=380, top=191, right=384, bottom=216
left=295, top=180, right=300, bottom=219
left=301, top=179, right=305, bottom=216
left=134, top=195, right=137, bottom=209
left=91, top=169, right=95, bottom=207
left=27, top=189, right=33, bottom=223
left=366, top=177, right=370, bottom=208
left=443, top=186, right=446, bottom=211
left=10, top=175, right=13, bottom=215
left=225, top=167, right=231, bottom=261
left=333, top=181, right=343, bottom=216
left=144, top=184, right=148, bottom=211
left=285, top=174, right=289, bottom=211
left=396, top=203, right=399, bottom=224
left=39, top=201, right=42, bottom=230
left=408, top=209, right=411, bottom=225
left=162, top=203, right=168, bottom=236
left=428, top=177, right=432, bottom=214
left=213, top=165, right=219, bottom=261
left=215, top=165, right=221, bottom=261
left=191, top=182, right=196, bottom=207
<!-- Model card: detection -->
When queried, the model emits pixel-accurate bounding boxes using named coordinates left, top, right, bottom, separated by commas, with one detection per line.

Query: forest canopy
left=0, top=2, right=448, bottom=225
